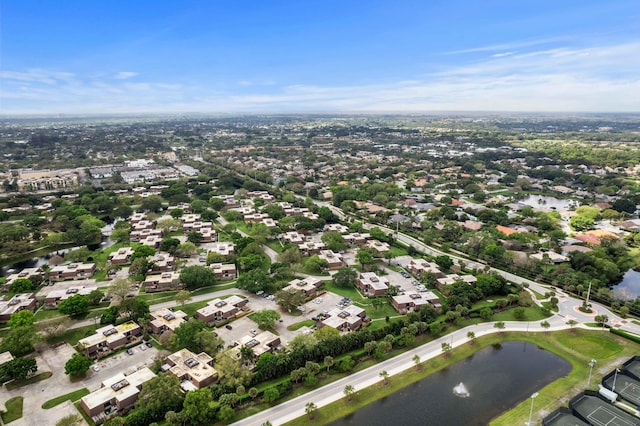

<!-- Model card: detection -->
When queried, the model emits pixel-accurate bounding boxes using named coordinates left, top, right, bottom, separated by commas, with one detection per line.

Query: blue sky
left=1, top=0, right=639, bottom=114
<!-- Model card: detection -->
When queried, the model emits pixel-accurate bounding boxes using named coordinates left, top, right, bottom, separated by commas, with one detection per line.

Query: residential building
left=282, top=277, right=323, bottom=297
left=78, top=321, right=142, bottom=358
left=129, top=228, right=163, bottom=242
left=237, top=331, right=281, bottom=360
left=149, top=308, right=188, bottom=334
left=143, top=272, right=181, bottom=292
left=407, top=259, right=444, bottom=278
left=435, top=274, right=477, bottom=289
left=356, top=272, right=389, bottom=297
left=3, top=267, right=42, bottom=289
left=210, top=263, right=237, bottom=281
left=344, top=233, right=371, bottom=245
left=79, top=367, right=156, bottom=424
left=299, top=241, right=326, bottom=255
left=391, top=292, right=440, bottom=314
left=44, top=286, right=93, bottom=308
left=148, top=252, right=175, bottom=272
left=208, top=242, right=235, bottom=257
left=319, top=305, right=368, bottom=332
left=281, top=231, right=305, bottom=245
left=318, top=250, right=344, bottom=270
left=49, top=263, right=96, bottom=281
left=108, top=247, right=135, bottom=265
left=0, top=293, right=37, bottom=323
left=166, top=348, right=217, bottom=391
left=365, top=239, right=391, bottom=255
left=195, top=296, right=248, bottom=323
left=323, top=223, right=349, bottom=234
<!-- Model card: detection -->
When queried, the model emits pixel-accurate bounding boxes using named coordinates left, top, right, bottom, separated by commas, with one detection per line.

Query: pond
left=611, top=269, right=640, bottom=300
left=0, top=238, right=115, bottom=277
left=518, top=195, right=576, bottom=211
left=331, top=341, right=571, bottom=426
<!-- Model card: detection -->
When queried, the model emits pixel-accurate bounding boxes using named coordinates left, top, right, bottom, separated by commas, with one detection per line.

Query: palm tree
left=248, top=387, right=258, bottom=401
left=467, top=331, right=476, bottom=343
left=540, top=320, right=550, bottom=332
left=379, top=370, right=389, bottom=385
left=324, top=355, right=334, bottom=373
left=239, top=346, right=255, bottom=366
left=441, top=342, right=452, bottom=357
left=343, top=384, right=355, bottom=401
left=305, top=402, right=318, bottom=420
left=413, top=354, right=421, bottom=370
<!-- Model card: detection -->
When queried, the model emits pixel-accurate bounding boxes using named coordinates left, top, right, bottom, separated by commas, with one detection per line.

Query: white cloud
left=113, top=71, right=139, bottom=80
left=1, top=41, right=638, bottom=114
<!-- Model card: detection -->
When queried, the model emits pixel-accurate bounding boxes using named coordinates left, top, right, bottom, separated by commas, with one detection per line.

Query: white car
left=91, top=365, right=100, bottom=372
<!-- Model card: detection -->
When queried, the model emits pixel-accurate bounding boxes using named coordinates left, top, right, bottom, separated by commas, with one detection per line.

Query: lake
left=331, top=341, right=571, bottom=426
left=611, top=269, right=640, bottom=300
left=518, top=195, right=576, bottom=211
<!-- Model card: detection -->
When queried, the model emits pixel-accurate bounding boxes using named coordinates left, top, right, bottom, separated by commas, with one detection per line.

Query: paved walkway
left=232, top=318, right=577, bottom=426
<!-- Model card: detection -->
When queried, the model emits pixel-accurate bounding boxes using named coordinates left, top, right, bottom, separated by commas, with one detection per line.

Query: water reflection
left=331, top=341, right=570, bottom=426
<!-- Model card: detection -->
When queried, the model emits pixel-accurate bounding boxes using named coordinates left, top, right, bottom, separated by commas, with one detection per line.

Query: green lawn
left=5, top=372, right=53, bottom=390
left=138, top=291, right=178, bottom=303
left=180, top=300, right=210, bottom=317
left=491, top=305, right=550, bottom=322
left=365, top=303, right=398, bottom=320
left=266, top=240, right=284, bottom=254
left=1, top=397, right=23, bottom=424
left=42, top=388, right=90, bottom=409
left=34, top=308, right=63, bottom=321
left=323, top=281, right=367, bottom=303
left=46, top=324, right=98, bottom=346
left=287, top=319, right=315, bottom=331
left=389, top=245, right=409, bottom=257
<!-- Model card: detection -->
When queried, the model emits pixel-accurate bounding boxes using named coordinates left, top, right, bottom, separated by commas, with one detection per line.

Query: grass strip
left=5, top=371, right=53, bottom=390
left=1, top=396, right=23, bottom=424
left=42, top=388, right=90, bottom=409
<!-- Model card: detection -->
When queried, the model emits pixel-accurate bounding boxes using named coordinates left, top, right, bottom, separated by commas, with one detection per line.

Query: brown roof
left=496, top=225, right=519, bottom=236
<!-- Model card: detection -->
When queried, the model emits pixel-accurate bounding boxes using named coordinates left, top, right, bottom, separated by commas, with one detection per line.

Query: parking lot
left=84, top=342, right=160, bottom=389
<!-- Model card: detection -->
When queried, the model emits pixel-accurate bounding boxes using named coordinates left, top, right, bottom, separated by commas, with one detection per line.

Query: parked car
left=145, top=342, right=153, bottom=348
left=91, top=365, right=100, bottom=372
left=225, top=324, right=233, bottom=330
left=126, top=348, right=134, bottom=355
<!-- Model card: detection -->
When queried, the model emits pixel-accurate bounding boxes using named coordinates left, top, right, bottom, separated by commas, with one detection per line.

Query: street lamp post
left=527, top=392, right=539, bottom=426
left=587, top=359, right=596, bottom=388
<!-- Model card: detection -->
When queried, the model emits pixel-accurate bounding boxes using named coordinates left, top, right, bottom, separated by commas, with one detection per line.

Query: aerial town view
left=1, top=1, right=639, bottom=426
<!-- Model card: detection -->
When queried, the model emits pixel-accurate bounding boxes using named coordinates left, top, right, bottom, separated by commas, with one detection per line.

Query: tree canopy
left=180, top=265, right=216, bottom=290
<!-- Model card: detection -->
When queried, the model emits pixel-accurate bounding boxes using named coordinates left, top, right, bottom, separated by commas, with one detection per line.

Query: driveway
left=1, top=342, right=158, bottom=426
